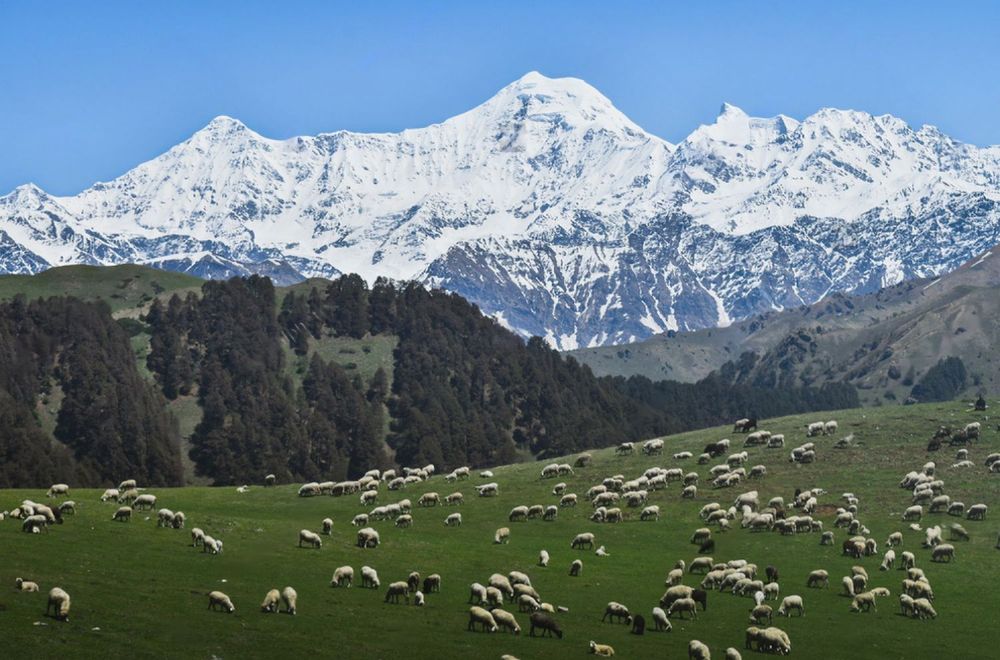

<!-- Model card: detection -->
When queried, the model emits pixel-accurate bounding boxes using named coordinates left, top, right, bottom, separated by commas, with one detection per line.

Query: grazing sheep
left=57, top=501, right=76, bottom=515
left=493, top=608, right=520, bottom=634
left=880, top=549, right=896, bottom=571
left=539, top=549, right=550, bottom=567
left=156, top=508, right=175, bottom=528
left=423, top=574, right=441, bottom=594
left=886, top=531, right=903, bottom=547
left=967, top=503, right=988, bottom=520
left=22, top=515, right=48, bottom=534
left=385, top=582, right=410, bottom=604
left=667, top=598, right=698, bottom=619
left=46, top=484, right=69, bottom=498
left=764, top=583, right=780, bottom=601
left=113, top=506, right=132, bottom=522
left=590, top=640, right=615, bottom=656
left=726, top=648, right=742, bottom=660
left=299, top=529, right=322, bottom=548
left=750, top=604, right=773, bottom=625
left=495, top=527, right=511, bottom=544
left=207, top=590, right=235, bottom=613
left=651, top=606, right=672, bottom=632
left=357, top=527, right=380, bottom=548
left=264, top=473, right=276, bottom=487
left=100, top=488, right=120, bottom=502
left=279, top=586, right=297, bottom=615
left=950, top=523, right=970, bottom=541
left=331, top=566, right=354, bottom=588
left=912, top=597, right=938, bottom=620
left=571, top=532, right=595, bottom=550
left=850, top=591, right=877, bottom=613
left=931, top=543, right=955, bottom=562
left=777, top=595, right=804, bottom=617
left=133, top=494, right=157, bottom=511
left=688, top=639, right=711, bottom=660
left=570, top=559, right=583, bottom=577
left=529, top=612, right=563, bottom=638
left=261, top=588, right=281, bottom=613
left=899, top=593, right=915, bottom=616
left=321, top=518, right=333, bottom=535
left=631, top=614, right=646, bottom=635
left=602, top=601, right=633, bottom=624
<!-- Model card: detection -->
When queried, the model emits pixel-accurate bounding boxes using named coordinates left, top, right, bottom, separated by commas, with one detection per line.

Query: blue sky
left=2, top=1, right=998, bottom=195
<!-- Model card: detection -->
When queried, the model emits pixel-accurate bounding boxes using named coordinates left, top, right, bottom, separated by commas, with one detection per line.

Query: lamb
left=299, top=529, right=322, bottom=548
left=590, top=640, right=615, bottom=656
left=880, top=549, right=896, bottom=571
left=112, top=506, right=132, bottom=522
left=495, top=527, right=511, bottom=544
left=688, top=639, right=711, bottom=660
left=47, top=483, right=69, bottom=498
left=650, top=606, right=672, bottom=631
left=261, top=588, right=281, bottom=612
left=570, top=559, right=583, bottom=577
left=280, top=586, right=297, bottom=615
left=493, top=608, right=521, bottom=634
left=777, top=595, right=804, bottom=617
left=331, top=566, right=354, bottom=588
left=763, top=582, right=780, bottom=601
left=595, top=545, right=610, bottom=557
left=571, top=532, right=595, bottom=549
left=529, top=612, right=563, bottom=638
left=385, top=581, right=410, bottom=604
left=16, top=577, right=40, bottom=592
left=207, top=590, right=235, bottom=613
left=602, top=601, right=633, bottom=624
left=539, top=549, right=550, bottom=567
left=931, top=543, right=955, bottom=562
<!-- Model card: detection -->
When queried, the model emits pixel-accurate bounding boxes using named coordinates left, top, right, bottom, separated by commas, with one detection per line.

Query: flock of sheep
left=5, top=413, right=999, bottom=657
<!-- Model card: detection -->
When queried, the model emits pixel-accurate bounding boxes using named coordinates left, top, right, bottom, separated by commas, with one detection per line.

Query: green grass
left=283, top=333, right=397, bottom=388
left=0, top=264, right=202, bottom=314
left=3, top=401, right=1000, bottom=658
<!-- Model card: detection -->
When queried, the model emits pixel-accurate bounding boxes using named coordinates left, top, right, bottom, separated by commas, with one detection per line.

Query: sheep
left=46, top=483, right=69, bottom=498
left=602, top=601, right=633, bottom=624
left=806, top=422, right=825, bottom=437
left=16, top=577, right=40, bottom=592
left=967, top=503, right=988, bottom=520
left=133, top=494, right=157, bottom=511
left=949, top=523, right=970, bottom=541
left=824, top=420, right=838, bottom=435
left=850, top=591, right=877, bottom=613
left=357, top=527, right=380, bottom=548
left=493, top=608, right=521, bottom=634
left=329, top=565, right=354, bottom=588
left=590, top=640, right=615, bottom=656
left=899, top=593, right=915, bottom=617
left=682, top=485, right=698, bottom=499
left=644, top=606, right=671, bottom=632
left=261, top=588, right=281, bottom=612
left=156, top=508, right=175, bottom=528
left=931, top=543, right=956, bottom=562
left=100, top=488, right=120, bottom=502
left=688, top=639, right=711, bottom=660
left=900, top=550, right=916, bottom=570
left=668, top=598, right=698, bottom=619
left=751, top=627, right=791, bottom=655
left=912, top=597, right=938, bottom=620
left=277, top=586, right=297, bottom=615
left=421, top=574, right=441, bottom=594
left=494, top=526, right=511, bottom=544
left=595, top=545, right=610, bottom=557
left=529, top=612, right=563, bottom=638
left=112, top=506, right=132, bottom=522
left=537, top=549, right=550, bottom=567
left=886, top=531, right=903, bottom=547
left=571, top=532, right=595, bottom=550
left=171, top=511, right=186, bottom=529
left=298, top=529, right=322, bottom=548
left=384, top=581, right=410, bottom=604
left=21, top=514, right=48, bottom=534
left=570, top=559, right=583, bottom=577
left=418, top=492, right=440, bottom=507
left=691, top=528, right=712, bottom=545
left=820, top=531, right=834, bottom=545
left=777, top=595, right=804, bottom=617
left=118, top=488, right=139, bottom=505
left=207, top=590, right=235, bottom=613
left=264, top=473, right=276, bottom=487
left=395, top=514, right=413, bottom=528
left=749, top=604, right=773, bottom=625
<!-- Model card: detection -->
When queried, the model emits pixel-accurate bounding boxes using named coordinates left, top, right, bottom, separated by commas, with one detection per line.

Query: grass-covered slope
left=3, top=402, right=1000, bottom=658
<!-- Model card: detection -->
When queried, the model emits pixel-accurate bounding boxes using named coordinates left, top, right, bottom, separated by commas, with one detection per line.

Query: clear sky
left=2, top=1, right=998, bottom=195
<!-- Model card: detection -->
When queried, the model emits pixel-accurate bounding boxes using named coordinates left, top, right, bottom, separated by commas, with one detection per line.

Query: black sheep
left=630, top=614, right=645, bottom=635
left=529, top=612, right=563, bottom=639
left=766, top=565, right=779, bottom=583
left=698, top=539, right=715, bottom=554
left=692, top=589, right=708, bottom=611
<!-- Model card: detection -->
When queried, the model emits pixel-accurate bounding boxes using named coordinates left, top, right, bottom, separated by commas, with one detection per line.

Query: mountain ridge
left=3, top=72, right=1000, bottom=347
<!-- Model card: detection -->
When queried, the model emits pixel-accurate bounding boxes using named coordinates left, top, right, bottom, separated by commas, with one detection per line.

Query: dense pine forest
left=0, top=271, right=858, bottom=487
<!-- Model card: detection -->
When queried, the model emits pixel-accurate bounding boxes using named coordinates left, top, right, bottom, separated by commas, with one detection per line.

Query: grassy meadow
left=3, top=402, right=1000, bottom=659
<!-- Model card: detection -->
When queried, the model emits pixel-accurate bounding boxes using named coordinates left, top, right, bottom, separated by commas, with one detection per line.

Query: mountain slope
left=3, top=73, right=1000, bottom=347
left=572, top=244, right=1000, bottom=403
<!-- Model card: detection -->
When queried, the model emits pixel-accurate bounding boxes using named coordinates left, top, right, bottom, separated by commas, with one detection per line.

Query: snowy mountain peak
left=2, top=73, right=1000, bottom=349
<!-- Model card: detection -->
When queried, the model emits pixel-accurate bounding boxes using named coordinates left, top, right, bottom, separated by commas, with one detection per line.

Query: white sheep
left=539, top=549, right=550, bottom=567
left=912, top=597, right=937, bottom=619
left=261, top=588, right=281, bottom=613
left=651, top=606, right=671, bottom=631
left=590, top=640, right=615, bottom=656
left=191, top=527, right=205, bottom=546
left=385, top=581, right=410, bottom=604
left=493, top=608, right=520, bottom=633
left=468, top=606, right=498, bottom=632
left=931, top=543, right=955, bottom=562
left=331, top=566, right=354, bottom=588
left=281, top=586, right=297, bottom=614
left=46, top=587, right=71, bottom=620
left=322, top=518, right=333, bottom=535
left=571, top=532, right=595, bottom=549
left=207, top=590, right=235, bottom=613
left=299, top=529, right=322, bottom=548
left=357, top=527, right=380, bottom=548
left=667, top=597, right=697, bottom=619
left=133, top=493, right=157, bottom=511
left=112, top=506, right=132, bottom=522
left=100, top=488, right=120, bottom=502
left=469, top=582, right=488, bottom=604
left=495, top=527, right=511, bottom=544
left=777, top=595, right=804, bottom=617
left=16, top=577, right=39, bottom=592
left=46, top=483, right=69, bottom=498
left=688, top=640, right=711, bottom=660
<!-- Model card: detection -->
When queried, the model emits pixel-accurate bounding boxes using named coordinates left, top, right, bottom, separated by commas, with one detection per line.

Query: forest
left=0, top=273, right=859, bottom=487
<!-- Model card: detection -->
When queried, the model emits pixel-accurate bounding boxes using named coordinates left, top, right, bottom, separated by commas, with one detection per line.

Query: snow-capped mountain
left=3, top=72, right=1000, bottom=348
